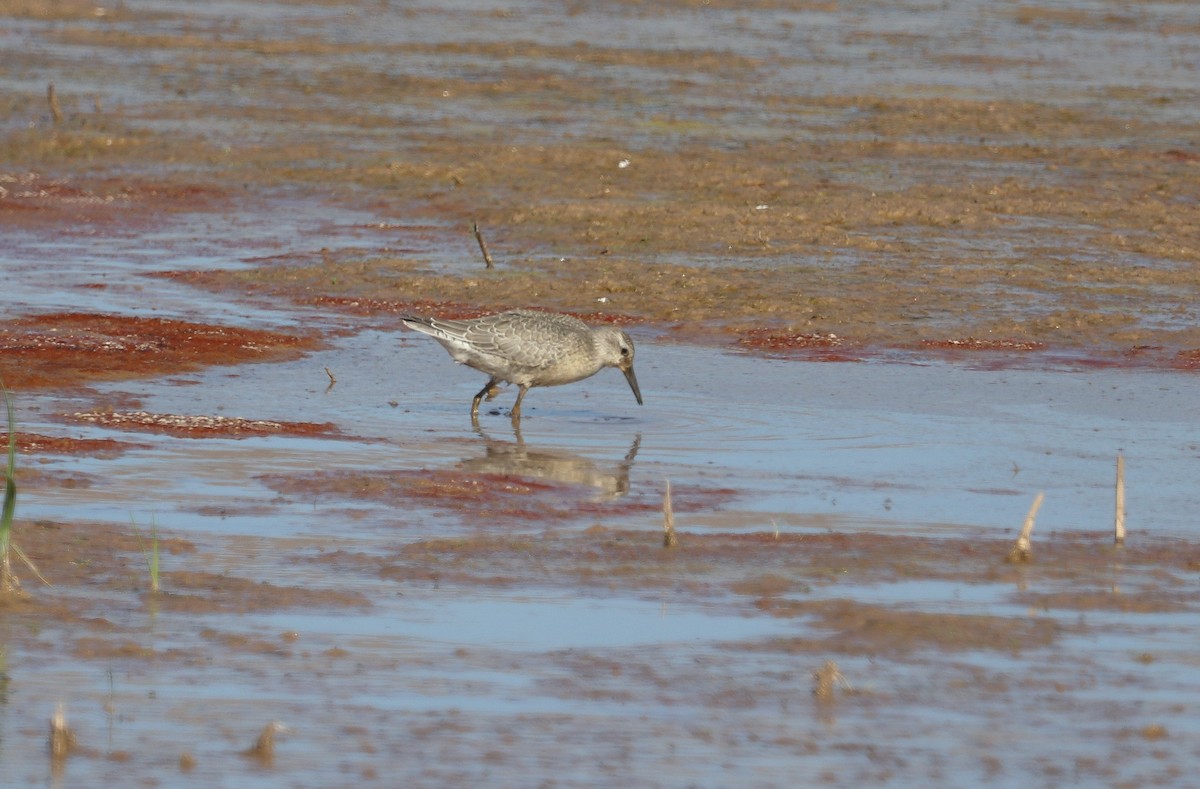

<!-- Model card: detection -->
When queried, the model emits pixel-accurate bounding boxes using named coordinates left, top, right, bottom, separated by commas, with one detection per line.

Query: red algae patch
left=0, top=312, right=321, bottom=390
left=737, top=329, right=861, bottom=361
left=68, top=410, right=340, bottom=439
left=0, top=172, right=227, bottom=238
left=14, top=431, right=148, bottom=456
left=1173, top=348, right=1200, bottom=370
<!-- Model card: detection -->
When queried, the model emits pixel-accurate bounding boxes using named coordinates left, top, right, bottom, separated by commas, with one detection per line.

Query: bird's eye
left=620, top=347, right=630, bottom=356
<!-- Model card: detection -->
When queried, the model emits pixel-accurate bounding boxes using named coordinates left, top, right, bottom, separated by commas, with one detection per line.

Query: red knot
left=402, top=309, right=642, bottom=420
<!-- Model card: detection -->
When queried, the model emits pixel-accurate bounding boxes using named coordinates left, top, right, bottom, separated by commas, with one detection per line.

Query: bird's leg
left=510, top=385, right=529, bottom=421
left=472, top=378, right=500, bottom=416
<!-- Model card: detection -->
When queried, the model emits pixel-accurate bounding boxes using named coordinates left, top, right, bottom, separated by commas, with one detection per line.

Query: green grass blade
left=2, top=380, right=15, bottom=592
left=1, top=478, right=14, bottom=539
left=1, top=380, right=15, bottom=546
left=149, top=516, right=160, bottom=593
left=3, top=382, right=12, bottom=479
left=131, top=514, right=162, bottom=594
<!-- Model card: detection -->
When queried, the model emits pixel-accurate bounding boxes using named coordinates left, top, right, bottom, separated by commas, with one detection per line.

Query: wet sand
left=2, top=1, right=1200, bottom=786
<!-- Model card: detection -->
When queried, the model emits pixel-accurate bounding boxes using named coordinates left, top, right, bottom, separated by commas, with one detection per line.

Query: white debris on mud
left=72, top=410, right=286, bottom=434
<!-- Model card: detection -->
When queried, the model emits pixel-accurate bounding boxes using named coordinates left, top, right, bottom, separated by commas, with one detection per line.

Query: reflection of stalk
left=662, top=480, right=678, bottom=548
left=1114, top=453, right=1126, bottom=547
left=49, top=701, right=76, bottom=767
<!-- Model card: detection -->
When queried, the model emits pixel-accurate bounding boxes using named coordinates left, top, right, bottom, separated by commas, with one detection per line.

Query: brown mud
left=2, top=5, right=1199, bottom=365
left=313, top=526, right=1200, bottom=621
left=1, top=517, right=366, bottom=640
left=7, top=514, right=1195, bottom=664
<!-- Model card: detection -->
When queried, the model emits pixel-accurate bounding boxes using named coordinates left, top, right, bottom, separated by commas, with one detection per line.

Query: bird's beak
left=622, top=364, right=643, bottom=405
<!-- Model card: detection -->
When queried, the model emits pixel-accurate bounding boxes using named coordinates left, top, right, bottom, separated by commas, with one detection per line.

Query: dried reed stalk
left=472, top=221, right=494, bottom=269
left=1006, top=491, right=1044, bottom=563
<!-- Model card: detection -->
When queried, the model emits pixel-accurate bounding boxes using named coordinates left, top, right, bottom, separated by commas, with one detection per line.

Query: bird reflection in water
left=461, top=419, right=641, bottom=501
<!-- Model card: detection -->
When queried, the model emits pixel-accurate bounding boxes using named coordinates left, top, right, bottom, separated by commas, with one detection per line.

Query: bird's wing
left=463, top=314, right=580, bottom=370
left=402, top=312, right=590, bottom=370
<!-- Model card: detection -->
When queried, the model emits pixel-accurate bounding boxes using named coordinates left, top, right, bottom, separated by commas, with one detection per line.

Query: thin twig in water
left=662, top=480, right=678, bottom=548
left=1114, top=453, right=1126, bottom=547
left=323, top=367, right=337, bottom=390
left=11, top=543, right=49, bottom=587
left=47, top=83, right=63, bottom=125
left=472, top=221, right=494, bottom=269
left=1006, top=491, right=1044, bottom=563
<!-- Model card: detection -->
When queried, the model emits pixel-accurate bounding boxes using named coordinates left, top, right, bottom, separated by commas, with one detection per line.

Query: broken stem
left=472, top=221, right=494, bottom=269
left=1007, top=491, right=1044, bottom=563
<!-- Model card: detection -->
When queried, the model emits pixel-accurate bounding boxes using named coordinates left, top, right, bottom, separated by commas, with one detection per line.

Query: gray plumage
left=402, top=309, right=643, bottom=420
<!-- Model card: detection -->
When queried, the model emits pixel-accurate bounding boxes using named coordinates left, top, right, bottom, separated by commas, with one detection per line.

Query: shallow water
left=0, top=192, right=472, bottom=323
left=18, top=324, right=1197, bottom=542
left=6, top=300, right=1199, bottom=784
